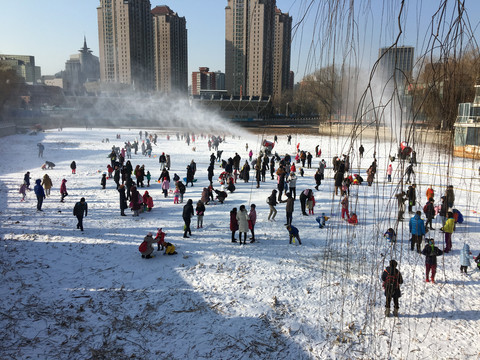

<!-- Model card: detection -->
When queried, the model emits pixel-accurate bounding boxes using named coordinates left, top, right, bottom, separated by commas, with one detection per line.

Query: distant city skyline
left=1, top=1, right=479, bottom=84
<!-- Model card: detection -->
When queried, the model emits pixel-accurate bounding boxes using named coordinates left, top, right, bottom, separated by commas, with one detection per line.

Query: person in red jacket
left=230, top=207, right=238, bottom=243
left=142, top=191, right=154, bottom=211
left=60, top=179, right=68, bottom=202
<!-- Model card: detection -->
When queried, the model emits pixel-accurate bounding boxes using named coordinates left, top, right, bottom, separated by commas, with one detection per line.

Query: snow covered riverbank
left=1, top=128, right=479, bottom=359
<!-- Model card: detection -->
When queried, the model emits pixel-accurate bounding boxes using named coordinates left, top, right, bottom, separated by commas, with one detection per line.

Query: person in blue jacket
left=286, top=224, right=302, bottom=245
left=409, top=210, right=426, bottom=253
left=33, top=179, right=45, bottom=211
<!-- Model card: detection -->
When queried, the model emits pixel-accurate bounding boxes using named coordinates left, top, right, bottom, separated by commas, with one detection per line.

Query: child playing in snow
left=341, top=195, right=350, bottom=220
left=347, top=213, right=358, bottom=225
left=460, top=243, right=472, bottom=274
left=164, top=242, right=177, bottom=255
left=19, top=183, right=27, bottom=201
left=307, top=194, right=315, bottom=215
left=142, top=191, right=154, bottom=212
left=155, top=228, right=166, bottom=251
left=196, top=200, right=205, bottom=228
left=146, top=171, right=151, bottom=187
left=286, top=225, right=302, bottom=245
left=315, top=213, right=329, bottom=228
left=384, top=228, right=396, bottom=243
left=107, top=164, right=113, bottom=178
left=173, top=183, right=180, bottom=204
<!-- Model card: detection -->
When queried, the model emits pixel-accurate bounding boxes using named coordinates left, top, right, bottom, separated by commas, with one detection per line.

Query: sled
left=183, top=177, right=198, bottom=183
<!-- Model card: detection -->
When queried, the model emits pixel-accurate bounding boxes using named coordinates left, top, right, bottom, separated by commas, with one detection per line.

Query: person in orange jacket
left=426, top=186, right=434, bottom=201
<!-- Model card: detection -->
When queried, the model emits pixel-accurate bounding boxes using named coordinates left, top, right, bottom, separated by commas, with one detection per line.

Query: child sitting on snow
left=347, top=213, right=358, bottom=225
left=384, top=228, right=396, bottom=243
left=315, top=213, right=329, bottom=228
left=164, top=242, right=177, bottom=255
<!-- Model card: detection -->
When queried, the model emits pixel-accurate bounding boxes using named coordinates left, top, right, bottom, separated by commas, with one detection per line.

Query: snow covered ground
left=1, top=127, right=479, bottom=359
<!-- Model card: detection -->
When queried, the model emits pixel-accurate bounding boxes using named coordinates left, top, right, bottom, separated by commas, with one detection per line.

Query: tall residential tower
left=273, top=7, right=292, bottom=101
left=152, top=5, right=188, bottom=94
left=225, top=0, right=276, bottom=97
left=97, top=0, right=154, bottom=90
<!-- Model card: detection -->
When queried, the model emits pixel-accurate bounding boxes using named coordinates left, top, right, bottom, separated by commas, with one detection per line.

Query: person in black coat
left=186, top=165, right=194, bottom=187
left=241, top=160, right=250, bottom=182
left=314, top=169, right=322, bottom=190
left=261, top=155, right=269, bottom=182
left=101, top=173, right=107, bottom=189
left=118, top=184, right=127, bottom=216
left=113, top=166, right=120, bottom=189
left=299, top=189, right=312, bottom=216
left=334, top=171, right=344, bottom=196
left=270, top=156, right=275, bottom=180
left=207, top=163, right=214, bottom=185
left=381, top=259, right=403, bottom=317
left=73, top=197, right=88, bottom=231
left=70, top=161, right=77, bottom=174
left=406, top=184, right=416, bottom=214
left=125, top=175, right=133, bottom=201
left=183, top=199, right=194, bottom=238
left=424, top=198, right=435, bottom=230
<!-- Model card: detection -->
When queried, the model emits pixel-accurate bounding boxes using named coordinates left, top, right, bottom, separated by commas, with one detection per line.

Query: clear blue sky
left=1, top=0, right=479, bottom=83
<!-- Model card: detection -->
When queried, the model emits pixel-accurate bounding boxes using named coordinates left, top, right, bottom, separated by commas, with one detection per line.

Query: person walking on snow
left=386, top=164, right=393, bottom=182
left=73, top=197, right=88, bottom=231
left=42, top=174, right=53, bottom=196
left=60, top=179, right=68, bottom=202
left=34, top=179, right=45, bottom=211
left=341, top=195, right=350, bottom=220
left=248, top=204, right=256, bottom=242
left=70, top=161, right=77, bottom=174
left=267, top=190, right=278, bottom=221
left=421, top=238, right=443, bottom=283
left=182, top=199, right=194, bottom=238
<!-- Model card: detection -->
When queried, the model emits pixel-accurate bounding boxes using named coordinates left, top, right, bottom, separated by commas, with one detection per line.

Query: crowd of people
left=20, top=131, right=479, bottom=317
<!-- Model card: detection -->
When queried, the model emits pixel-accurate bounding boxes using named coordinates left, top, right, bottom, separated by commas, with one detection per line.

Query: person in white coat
left=236, top=204, right=249, bottom=245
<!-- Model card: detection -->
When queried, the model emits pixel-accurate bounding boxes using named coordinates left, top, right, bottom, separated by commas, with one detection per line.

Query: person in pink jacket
left=386, top=164, right=393, bottom=182
left=161, top=177, right=170, bottom=198
left=60, top=179, right=68, bottom=202
left=248, top=204, right=257, bottom=243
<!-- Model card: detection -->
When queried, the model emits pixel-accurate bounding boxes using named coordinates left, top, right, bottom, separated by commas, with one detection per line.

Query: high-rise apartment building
left=378, top=46, right=414, bottom=87
left=192, top=67, right=225, bottom=95
left=273, top=7, right=292, bottom=101
left=225, top=0, right=276, bottom=97
left=152, top=5, right=188, bottom=94
left=97, top=0, right=154, bottom=90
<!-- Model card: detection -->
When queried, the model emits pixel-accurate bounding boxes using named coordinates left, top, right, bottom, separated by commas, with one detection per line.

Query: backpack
left=423, top=203, right=428, bottom=214
left=382, top=269, right=400, bottom=291
left=138, top=241, right=147, bottom=253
